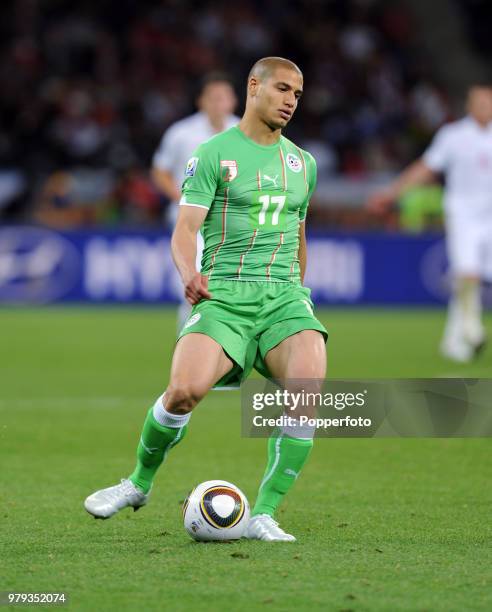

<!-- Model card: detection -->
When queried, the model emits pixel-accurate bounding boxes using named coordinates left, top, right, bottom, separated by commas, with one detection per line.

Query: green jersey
left=180, top=125, right=317, bottom=283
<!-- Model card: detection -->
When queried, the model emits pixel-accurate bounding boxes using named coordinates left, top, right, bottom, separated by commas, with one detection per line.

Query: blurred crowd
left=0, top=0, right=455, bottom=227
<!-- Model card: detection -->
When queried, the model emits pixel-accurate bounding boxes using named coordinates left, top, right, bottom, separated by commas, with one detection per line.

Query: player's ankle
left=128, top=476, right=150, bottom=495
left=252, top=510, right=275, bottom=518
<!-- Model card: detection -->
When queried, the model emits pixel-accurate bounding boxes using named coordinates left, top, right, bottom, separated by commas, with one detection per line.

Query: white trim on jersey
left=179, top=201, right=209, bottom=210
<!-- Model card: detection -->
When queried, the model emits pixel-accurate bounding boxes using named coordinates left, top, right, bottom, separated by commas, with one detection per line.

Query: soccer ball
left=183, top=480, right=250, bottom=541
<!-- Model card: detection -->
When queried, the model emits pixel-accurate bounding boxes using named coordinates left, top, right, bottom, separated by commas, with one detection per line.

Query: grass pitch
left=1, top=307, right=491, bottom=611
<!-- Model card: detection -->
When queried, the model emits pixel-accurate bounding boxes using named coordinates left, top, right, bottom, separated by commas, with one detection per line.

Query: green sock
left=252, top=430, right=313, bottom=517
left=129, top=407, right=187, bottom=494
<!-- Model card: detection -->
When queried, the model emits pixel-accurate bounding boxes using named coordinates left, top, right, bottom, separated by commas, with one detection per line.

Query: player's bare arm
left=367, top=159, right=437, bottom=212
left=171, top=206, right=211, bottom=305
left=151, top=167, right=182, bottom=202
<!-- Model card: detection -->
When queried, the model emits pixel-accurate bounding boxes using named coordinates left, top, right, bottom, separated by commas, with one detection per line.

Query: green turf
left=1, top=308, right=491, bottom=611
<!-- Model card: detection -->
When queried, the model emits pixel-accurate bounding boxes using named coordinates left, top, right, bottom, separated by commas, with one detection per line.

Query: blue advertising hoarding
left=0, top=225, right=457, bottom=305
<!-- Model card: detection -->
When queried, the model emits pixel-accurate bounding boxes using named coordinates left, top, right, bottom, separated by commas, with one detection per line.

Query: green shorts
left=177, top=280, right=328, bottom=388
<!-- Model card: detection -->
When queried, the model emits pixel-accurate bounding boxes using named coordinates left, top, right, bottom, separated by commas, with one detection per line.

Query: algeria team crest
left=220, top=160, right=238, bottom=182
left=286, top=153, right=302, bottom=173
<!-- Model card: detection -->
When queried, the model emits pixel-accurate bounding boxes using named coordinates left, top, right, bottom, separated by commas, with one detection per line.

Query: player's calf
left=164, top=381, right=209, bottom=414
left=84, top=392, right=191, bottom=519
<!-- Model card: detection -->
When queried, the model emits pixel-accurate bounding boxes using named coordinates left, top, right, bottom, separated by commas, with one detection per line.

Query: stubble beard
left=263, top=114, right=286, bottom=132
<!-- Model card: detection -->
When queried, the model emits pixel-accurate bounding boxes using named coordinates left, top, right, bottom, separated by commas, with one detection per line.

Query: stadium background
left=1, top=0, right=492, bottom=307
left=2, top=1, right=491, bottom=611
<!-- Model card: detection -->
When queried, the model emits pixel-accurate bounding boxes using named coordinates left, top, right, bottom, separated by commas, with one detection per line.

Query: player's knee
left=285, top=331, right=327, bottom=379
left=165, top=382, right=206, bottom=414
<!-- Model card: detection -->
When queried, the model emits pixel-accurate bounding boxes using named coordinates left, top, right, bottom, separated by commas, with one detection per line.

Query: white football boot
left=471, top=335, right=487, bottom=358
left=245, top=514, right=296, bottom=542
left=84, top=478, right=149, bottom=519
left=440, top=339, right=473, bottom=363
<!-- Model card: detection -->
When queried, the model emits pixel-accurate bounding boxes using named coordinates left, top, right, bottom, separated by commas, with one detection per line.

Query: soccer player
left=152, top=73, right=238, bottom=328
left=84, top=57, right=328, bottom=542
left=368, top=82, right=492, bottom=362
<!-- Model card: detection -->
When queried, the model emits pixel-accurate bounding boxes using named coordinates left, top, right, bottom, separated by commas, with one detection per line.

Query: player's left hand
left=184, top=273, right=212, bottom=305
left=366, top=189, right=395, bottom=213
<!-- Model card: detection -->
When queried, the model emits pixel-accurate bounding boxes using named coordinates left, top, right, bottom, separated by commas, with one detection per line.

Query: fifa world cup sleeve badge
left=185, top=157, right=199, bottom=177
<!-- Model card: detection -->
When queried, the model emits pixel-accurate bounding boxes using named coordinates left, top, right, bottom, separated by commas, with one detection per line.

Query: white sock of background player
left=457, top=277, right=485, bottom=346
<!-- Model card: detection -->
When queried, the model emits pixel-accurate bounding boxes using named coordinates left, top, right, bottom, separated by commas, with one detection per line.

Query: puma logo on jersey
left=263, top=174, right=279, bottom=188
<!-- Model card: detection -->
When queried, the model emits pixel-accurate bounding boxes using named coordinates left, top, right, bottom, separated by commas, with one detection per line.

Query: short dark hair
left=467, top=77, right=492, bottom=91
left=196, top=72, right=234, bottom=98
left=248, top=57, right=303, bottom=82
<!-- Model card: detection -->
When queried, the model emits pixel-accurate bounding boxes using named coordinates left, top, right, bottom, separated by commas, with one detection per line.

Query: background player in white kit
left=369, top=82, right=492, bottom=362
left=152, top=74, right=239, bottom=328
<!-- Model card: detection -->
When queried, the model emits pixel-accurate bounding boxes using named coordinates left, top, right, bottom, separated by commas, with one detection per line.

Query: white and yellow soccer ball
left=183, top=480, right=250, bottom=541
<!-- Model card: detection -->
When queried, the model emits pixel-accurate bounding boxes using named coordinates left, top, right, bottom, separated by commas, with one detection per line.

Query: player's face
left=199, top=82, right=237, bottom=121
left=467, top=87, right=492, bottom=125
left=253, top=68, right=303, bottom=131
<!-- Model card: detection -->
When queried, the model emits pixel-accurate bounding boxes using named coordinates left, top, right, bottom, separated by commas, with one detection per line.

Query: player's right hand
left=184, top=273, right=212, bottom=305
left=366, top=189, right=396, bottom=213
